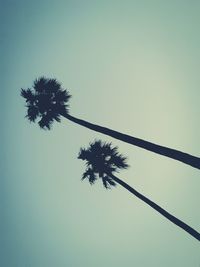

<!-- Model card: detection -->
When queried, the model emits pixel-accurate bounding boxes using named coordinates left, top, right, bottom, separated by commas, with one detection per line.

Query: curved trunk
left=63, top=114, right=200, bottom=170
left=109, top=174, right=200, bottom=242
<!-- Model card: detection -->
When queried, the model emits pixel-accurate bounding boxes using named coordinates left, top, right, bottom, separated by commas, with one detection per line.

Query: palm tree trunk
left=63, top=113, right=200, bottom=170
left=109, top=173, right=200, bottom=241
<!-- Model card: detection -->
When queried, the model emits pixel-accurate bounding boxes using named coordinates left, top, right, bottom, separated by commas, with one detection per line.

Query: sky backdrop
left=1, top=0, right=200, bottom=266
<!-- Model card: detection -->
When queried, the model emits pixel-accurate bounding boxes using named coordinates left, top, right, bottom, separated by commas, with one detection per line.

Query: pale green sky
left=2, top=0, right=200, bottom=266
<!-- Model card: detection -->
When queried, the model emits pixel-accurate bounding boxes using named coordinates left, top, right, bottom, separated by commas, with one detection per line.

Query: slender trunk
left=63, top=113, right=200, bottom=170
left=109, top=173, right=200, bottom=242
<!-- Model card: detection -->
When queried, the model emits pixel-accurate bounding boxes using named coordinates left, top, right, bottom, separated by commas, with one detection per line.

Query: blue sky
left=2, top=1, right=200, bottom=266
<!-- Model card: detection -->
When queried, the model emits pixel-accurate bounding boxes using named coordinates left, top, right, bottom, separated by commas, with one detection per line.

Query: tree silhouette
left=21, top=77, right=200, bottom=170
left=78, top=140, right=200, bottom=242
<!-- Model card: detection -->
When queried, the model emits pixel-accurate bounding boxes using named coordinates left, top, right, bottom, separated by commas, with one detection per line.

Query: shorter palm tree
left=78, top=140, right=200, bottom=242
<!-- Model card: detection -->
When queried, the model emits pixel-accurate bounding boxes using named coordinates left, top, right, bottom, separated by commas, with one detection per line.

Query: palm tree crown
left=21, top=77, right=71, bottom=129
left=78, top=140, right=129, bottom=189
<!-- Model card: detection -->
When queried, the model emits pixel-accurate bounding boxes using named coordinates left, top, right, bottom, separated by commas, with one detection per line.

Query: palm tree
left=21, top=77, right=200, bottom=170
left=78, top=140, right=200, bottom=242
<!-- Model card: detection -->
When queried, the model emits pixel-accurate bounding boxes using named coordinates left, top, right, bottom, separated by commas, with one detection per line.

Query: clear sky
left=1, top=0, right=200, bottom=266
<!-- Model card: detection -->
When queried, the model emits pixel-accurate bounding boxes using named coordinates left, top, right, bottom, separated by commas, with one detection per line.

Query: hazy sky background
left=1, top=0, right=200, bottom=266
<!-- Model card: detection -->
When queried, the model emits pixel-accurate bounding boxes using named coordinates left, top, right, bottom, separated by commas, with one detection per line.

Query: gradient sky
left=1, top=0, right=200, bottom=266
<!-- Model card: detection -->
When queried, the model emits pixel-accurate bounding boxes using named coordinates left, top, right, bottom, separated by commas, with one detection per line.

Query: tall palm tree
left=78, top=140, right=200, bottom=242
left=21, top=77, right=200, bottom=170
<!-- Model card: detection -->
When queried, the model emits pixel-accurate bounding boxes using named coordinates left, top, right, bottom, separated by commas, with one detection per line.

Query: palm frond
left=110, top=153, right=129, bottom=169
left=102, top=176, right=117, bottom=189
left=55, top=90, right=71, bottom=103
left=33, top=77, right=47, bottom=93
left=78, top=148, right=90, bottom=161
left=82, top=168, right=97, bottom=185
left=47, top=78, right=61, bottom=93
left=88, top=172, right=97, bottom=185
left=26, top=105, right=39, bottom=122
left=38, top=115, right=54, bottom=130
left=21, top=88, right=35, bottom=103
